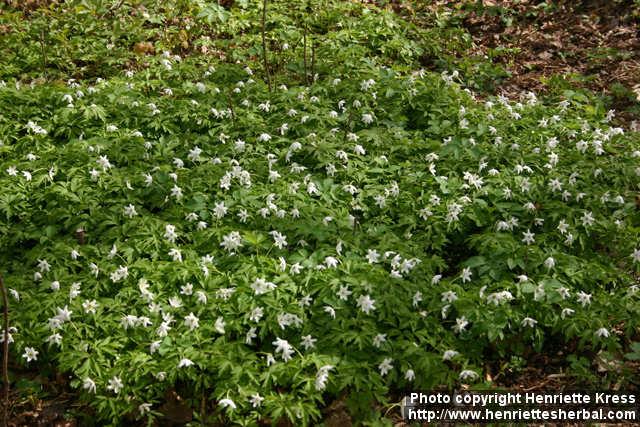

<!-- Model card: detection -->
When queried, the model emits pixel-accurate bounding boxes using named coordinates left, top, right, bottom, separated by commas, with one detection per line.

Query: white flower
left=461, top=267, right=472, bottom=283
left=459, top=370, right=479, bottom=381
left=181, top=283, right=194, bottom=296
left=54, top=305, right=72, bottom=323
left=301, top=335, right=317, bottom=350
left=373, top=333, right=387, bottom=348
left=156, top=321, right=171, bottom=337
left=453, top=316, right=468, bottom=333
left=0, top=328, right=15, bottom=344
left=356, top=294, right=376, bottom=314
left=405, top=369, right=415, bottom=381
left=561, top=307, right=575, bottom=319
left=150, top=341, right=161, bottom=354
left=37, top=259, right=51, bottom=273
left=220, top=231, right=243, bottom=253
left=557, top=219, right=569, bottom=234
left=576, top=291, right=592, bottom=307
left=290, top=262, right=303, bottom=275
left=138, top=403, right=152, bottom=415
left=107, top=376, right=123, bottom=394
left=366, top=249, right=380, bottom=264
left=487, top=290, right=513, bottom=306
left=245, top=327, right=257, bottom=345
left=96, top=155, right=112, bottom=170
left=188, top=146, right=202, bottom=162
left=361, top=113, right=374, bottom=124
left=219, top=398, right=236, bottom=410
left=520, top=229, right=535, bottom=245
left=83, top=377, right=96, bottom=394
left=325, top=256, right=339, bottom=268
left=441, top=290, right=458, bottom=303
left=544, top=257, right=556, bottom=270
left=82, top=299, right=98, bottom=314
left=123, top=204, right=137, bottom=218
left=521, top=317, right=538, bottom=328
left=581, top=211, right=594, bottom=227
left=178, top=358, right=194, bottom=368
left=595, top=328, right=609, bottom=338
left=168, top=248, right=182, bottom=262
left=214, top=317, right=226, bottom=334
left=171, top=185, right=182, bottom=199
left=164, top=224, right=178, bottom=243
left=22, top=347, right=38, bottom=362
left=196, top=291, right=207, bottom=304
left=249, top=393, right=264, bottom=408
left=631, top=248, right=640, bottom=263
left=443, top=350, right=459, bottom=361
left=324, top=306, right=336, bottom=318
left=184, top=313, right=199, bottom=330
left=249, top=307, right=264, bottom=323
left=168, top=296, right=182, bottom=308
left=564, top=233, right=574, bottom=246
left=337, top=285, right=352, bottom=301
left=378, top=358, right=393, bottom=376
left=258, top=133, right=271, bottom=142
left=557, top=287, right=570, bottom=300
left=251, top=278, right=277, bottom=295
left=272, top=337, right=294, bottom=362
left=213, top=201, right=227, bottom=219
left=315, top=365, right=333, bottom=391
left=270, top=231, right=287, bottom=249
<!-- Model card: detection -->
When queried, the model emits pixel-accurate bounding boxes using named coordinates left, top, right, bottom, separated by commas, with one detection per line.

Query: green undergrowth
left=0, top=0, right=639, bottom=425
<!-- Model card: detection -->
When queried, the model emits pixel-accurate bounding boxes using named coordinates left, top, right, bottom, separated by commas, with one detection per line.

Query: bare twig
left=261, top=0, right=272, bottom=92
left=0, top=273, right=9, bottom=427
left=303, top=24, right=308, bottom=84
left=311, top=36, right=316, bottom=83
left=39, top=29, right=47, bottom=78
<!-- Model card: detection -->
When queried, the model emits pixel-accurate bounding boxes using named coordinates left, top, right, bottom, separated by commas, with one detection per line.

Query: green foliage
left=0, top=0, right=638, bottom=424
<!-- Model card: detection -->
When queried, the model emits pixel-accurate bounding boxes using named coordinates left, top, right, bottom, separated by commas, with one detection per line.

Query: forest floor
left=390, top=0, right=640, bottom=127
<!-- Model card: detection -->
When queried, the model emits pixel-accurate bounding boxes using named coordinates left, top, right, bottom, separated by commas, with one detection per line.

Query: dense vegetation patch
left=0, top=0, right=638, bottom=425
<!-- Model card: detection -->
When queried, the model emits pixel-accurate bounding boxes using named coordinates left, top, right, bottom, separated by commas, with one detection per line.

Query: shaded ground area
left=7, top=347, right=638, bottom=426
left=1, top=1, right=638, bottom=426
left=388, top=0, right=640, bottom=126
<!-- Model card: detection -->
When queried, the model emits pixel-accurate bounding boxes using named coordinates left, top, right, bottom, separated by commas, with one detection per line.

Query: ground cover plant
left=0, top=0, right=639, bottom=425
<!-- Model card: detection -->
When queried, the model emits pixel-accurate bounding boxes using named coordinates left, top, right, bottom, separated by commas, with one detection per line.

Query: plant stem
left=311, top=36, right=316, bottom=83
left=261, top=0, right=272, bottom=92
left=0, top=273, right=8, bottom=427
left=303, top=24, right=308, bottom=84
left=39, top=29, right=47, bottom=78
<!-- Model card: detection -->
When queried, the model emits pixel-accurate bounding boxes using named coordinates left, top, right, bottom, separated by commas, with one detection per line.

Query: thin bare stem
left=39, top=29, right=47, bottom=78
left=303, top=24, right=308, bottom=84
left=261, top=0, right=272, bottom=92
left=311, top=36, right=316, bottom=83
